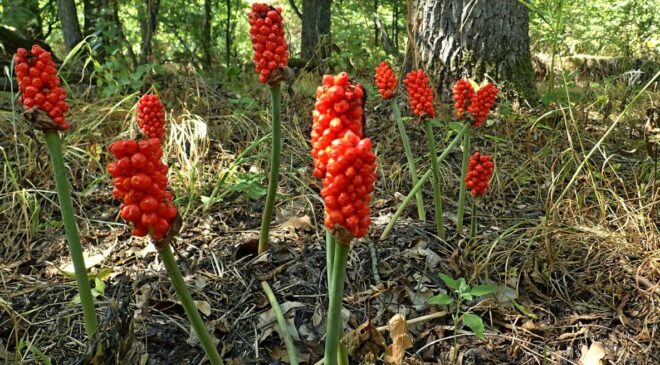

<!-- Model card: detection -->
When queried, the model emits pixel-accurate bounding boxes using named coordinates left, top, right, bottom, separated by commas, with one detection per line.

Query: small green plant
left=428, top=273, right=497, bottom=340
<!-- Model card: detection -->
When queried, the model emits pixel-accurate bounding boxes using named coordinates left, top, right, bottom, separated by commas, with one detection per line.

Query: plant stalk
left=380, top=123, right=469, bottom=240
left=324, top=243, right=349, bottom=365
left=259, top=83, right=282, bottom=254
left=470, top=201, right=477, bottom=239
left=159, top=244, right=224, bottom=365
left=424, top=120, right=445, bottom=239
left=392, top=98, right=425, bottom=221
left=456, top=126, right=471, bottom=232
left=261, top=281, right=299, bottom=365
left=44, top=131, right=99, bottom=343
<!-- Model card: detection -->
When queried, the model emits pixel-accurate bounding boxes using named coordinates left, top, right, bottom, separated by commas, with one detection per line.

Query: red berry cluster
left=374, top=61, right=397, bottom=100
left=467, top=83, right=499, bottom=127
left=137, top=94, right=166, bottom=139
left=465, top=151, right=495, bottom=197
left=452, top=79, right=474, bottom=118
left=248, top=3, right=289, bottom=84
left=107, top=139, right=178, bottom=240
left=452, top=79, right=499, bottom=128
left=403, top=70, right=435, bottom=118
left=14, top=45, right=70, bottom=129
left=311, top=72, right=365, bottom=180
left=321, top=131, right=377, bottom=239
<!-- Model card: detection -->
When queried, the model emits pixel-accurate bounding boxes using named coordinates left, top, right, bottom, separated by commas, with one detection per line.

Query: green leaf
left=94, top=277, right=106, bottom=296
left=438, top=273, right=458, bottom=290
left=471, top=284, right=497, bottom=297
left=457, top=278, right=469, bottom=293
left=462, top=313, right=485, bottom=339
left=428, top=293, right=453, bottom=305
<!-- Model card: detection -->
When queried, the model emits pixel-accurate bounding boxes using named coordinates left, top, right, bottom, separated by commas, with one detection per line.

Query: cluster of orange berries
left=311, top=72, right=365, bottom=180
left=312, top=73, right=376, bottom=240
left=321, top=131, right=376, bottom=239
left=403, top=69, right=435, bottom=118
left=14, top=45, right=70, bottom=129
left=137, top=94, right=166, bottom=139
left=374, top=61, right=397, bottom=100
left=107, top=138, right=178, bottom=240
left=452, top=79, right=499, bottom=128
left=465, top=151, right=495, bottom=197
left=248, top=3, right=289, bottom=84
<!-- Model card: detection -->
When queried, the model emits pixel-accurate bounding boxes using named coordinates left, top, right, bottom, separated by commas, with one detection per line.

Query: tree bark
left=56, top=0, right=84, bottom=52
left=409, top=0, right=537, bottom=100
left=139, top=0, right=161, bottom=65
left=301, top=0, right=331, bottom=67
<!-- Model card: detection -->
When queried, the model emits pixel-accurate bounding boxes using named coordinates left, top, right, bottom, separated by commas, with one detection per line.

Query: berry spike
left=137, top=94, right=166, bottom=139
left=248, top=3, right=289, bottom=84
left=467, top=83, right=498, bottom=128
left=108, top=138, right=178, bottom=240
left=403, top=69, right=435, bottom=118
left=321, top=131, right=377, bottom=241
left=311, top=72, right=365, bottom=180
left=14, top=45, right=70, bottom=129
left=374, top=61, right=397, bottom=100
left=465, top=151, right=495, bottom=197
left=452, top=79, right=475, bottom=118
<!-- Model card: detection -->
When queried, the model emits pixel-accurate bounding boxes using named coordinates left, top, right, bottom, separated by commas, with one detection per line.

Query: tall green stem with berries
left=324, top=242, right=350, bottom=365
left=392, top=99, right=425, bottom=221
left=424, top=120, right=445, bottom=239
left=45, top=131, right=99, bottom=345
left=259, top=83, right=282, bottom=254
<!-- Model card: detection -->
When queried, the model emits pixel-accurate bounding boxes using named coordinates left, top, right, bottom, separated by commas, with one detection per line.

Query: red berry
left=248, top=3, right=288, bottom=83
left=403, top=70, right=435, bottom=118
left=465, top=151, right=495, bottom=197
left=374, top=61, right=397, bottom=100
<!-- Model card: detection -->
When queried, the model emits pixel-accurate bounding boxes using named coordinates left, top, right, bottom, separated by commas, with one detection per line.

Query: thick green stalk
left=259, top=83, right=282, bottom=254
left=324, top=243, right=349, bottom=365
left=325, top=230, right=335, bottom=285
left=44, top=132, right=99, bottom=343
left=424, top=120, right=445, bottom=239
left=392, top=99, right=425, bottom=221
left=470, top=201, right=477, bottom=239
left=159, top=245, right=224, bottom=365
left=456, top=126, right=471, bottom=232
left=261, top=281, right=298, bottom=365
left=380, top=124, right=469, bottom=240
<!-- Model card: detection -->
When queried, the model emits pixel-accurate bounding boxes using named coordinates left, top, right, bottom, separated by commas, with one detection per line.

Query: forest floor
left=0, top=69, right=659, bottom=365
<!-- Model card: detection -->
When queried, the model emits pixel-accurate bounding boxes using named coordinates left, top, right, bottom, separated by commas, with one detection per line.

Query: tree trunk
left=225, top=0, right=232, bottom=68
left=139, top=0, right=161, bottom=65
left=301, top=0, right=331, bottom=67
left=409, top=0, right=537, bottom=100
left=56, top=0, right=83, bottom=52
left=203, top=0, right=213, bottom=67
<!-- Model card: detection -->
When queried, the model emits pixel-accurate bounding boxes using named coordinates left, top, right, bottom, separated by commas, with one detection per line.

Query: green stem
left=44, top=132, right=99, bottom=343
left=159, top=245, right=224, bottom=365
left=456, top=126, right=471, bottom=232
left=261, top=281, right=299, bottom=365
left=324, top=243, right=349, bottom=365
left=258, top=83, right=282, bottom=254
left=470, top=201, right=477, bottom=239
left=392, top=99, right=425, bottom=221
left=424, top=120, right=445, bottom=239
left=380, top=123, right=469, bottom=240
left=325, top=230, right=335, bottom=285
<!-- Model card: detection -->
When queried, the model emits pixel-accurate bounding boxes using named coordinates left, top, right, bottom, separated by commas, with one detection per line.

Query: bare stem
left=159, top=244, right=224, bottom=365
left=456, top=126, right=471, bottom=232
left=261, top=281, right=299, bottom=365
left=424, top=120, right=445, bottom=239
left=259, top=83, right=282, bottom=254
left=392, top=98, right=425, bottom=221
left=44, top=131, right=99, bottom=344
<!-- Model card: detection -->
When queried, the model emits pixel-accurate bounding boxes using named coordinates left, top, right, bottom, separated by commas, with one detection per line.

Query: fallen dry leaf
left=258, top=301, right=305, bottom=342
left=341, top=318, right=386, bottom=361
left=384, top=313, right=414, bottom=364
left=194, top=300, right=212, bottom=316
left=578, top=342, right=606, bottom=365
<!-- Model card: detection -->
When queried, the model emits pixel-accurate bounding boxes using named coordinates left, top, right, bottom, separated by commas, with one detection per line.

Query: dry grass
left=0, top=67, right=658, bottom=363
